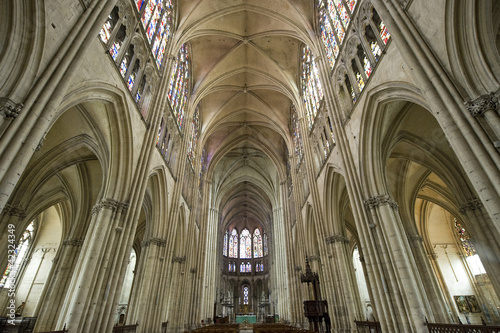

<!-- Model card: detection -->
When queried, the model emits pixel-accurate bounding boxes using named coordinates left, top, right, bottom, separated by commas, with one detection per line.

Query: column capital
left=306, top=255, right=321, bottom=262
left=364, top=194, right=399, bottom=211
left=141, top=237, right=167, bottom=248
left=406, top=234, right=423, bottom=242
left=1, top=204, right=26, bottom=218
left=0, top=98, right=23, bottom=119
left=465, top=93, right=498, bottom=116
left=62, top=238, right=84, bottom=247
left=325, top=234, right=350, bottom=244
left=459, top=198, right=483, bottom=214
left=92, top=198, right=129, bottom=215
left=172, top=256, right=186, bottom=263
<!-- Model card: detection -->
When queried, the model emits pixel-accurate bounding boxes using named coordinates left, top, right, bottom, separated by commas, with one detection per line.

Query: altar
left=235, top=315, right=257, bottom=323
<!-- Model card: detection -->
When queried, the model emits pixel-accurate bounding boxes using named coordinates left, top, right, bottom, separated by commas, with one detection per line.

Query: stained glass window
left=187, top=105, right=199, bottom=167
left=253, top=229, right=263, bottom=258
left=454, top=219, right=476, bottom=257
left=240, top=262, right=246, bottom=273
left=291, top=105, right=304, bottom=168
left=243, top=286, right=249, bottom=304
left=136, top=0, right=145, bottom=11
left=352, top=59, right=365, bottom=91
left=136, top=75, right=147, bottom=106
left=370, top=41, right=382, bottom=61
left=137, top=0, right=173, bottom=68
left=372, top=10, right=390, bottom=45
left=120, top=45, right=134, bottom=78
left=167, top=44, right=190, bottom=130
left=301, top=46, right=324, bottom=130
left=229, top=229, right=238, bottom=258
left=99, top=7, right=119, bottom=44
left=363, top=55, right=372, bottom=78
left=246, top=262, right=252, bottom=272
left=109, top=26, right=126, bottom=61
left=379, top=21, right=390, bottom=44
left=318, top=0, right=359, bottom=70
left=1, top=222, right=35, bottom=288
left=318, top=5, right=338, bottom=69
left=264, top=233, right=268, bottom=256
left=240, top=228, right=251, bottom=259
left=127, top=61, right=140, bottom=92
left=223, top=231, right=228, bottom=257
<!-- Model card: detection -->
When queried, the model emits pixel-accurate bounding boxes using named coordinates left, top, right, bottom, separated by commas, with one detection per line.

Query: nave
left=0, top=0, right=500, bottom=332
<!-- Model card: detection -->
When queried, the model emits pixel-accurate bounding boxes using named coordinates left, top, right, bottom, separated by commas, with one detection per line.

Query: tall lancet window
left=240, top=228, right=252, bottom=259
left=137, top=0, right=173, bottom=68
left=301, top=46, right=324, bottom=130
left=243, top=286, right=250, bottom=304
left=318, top=0, right=359, bottom=70
left=167, top=44, right=190, bottom=130
left=187, top=105, right=200, bottom=168
left=291, top=105, right=304, bottom=169
left=1, top=222, right=35, bottom=288
left=454, top=218, right=486, bottom=276
left=223, top=231, right=228, bottom=257
left=264, top=233, right=268, bottom=256
left=253, top=229, right=263, bottom=258
left=229, top=229, right=238, bottom=258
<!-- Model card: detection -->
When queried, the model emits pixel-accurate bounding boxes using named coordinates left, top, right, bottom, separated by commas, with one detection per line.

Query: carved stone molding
left=2, top=204, right=26, bottom=218
left=1, top=98, right=23, bottom=119
left=62, top=238, right=84, bottom=247
left=294, top=266, right=302, bottom=272
left=141, top=237, right=167, bottom=248
left=459, top=198, right=483, bottom=214
left=364, top=194, right=399, bottom=211
left=428, top=252, right=437, bottom=260
left=406, top=234, right=423, bottom=242
left=172, top=256, right=186, bottom=263
left=325, top=234, right=350, bottom=244
left=358, top=255, right=365, bottom=263
left=92, top=198, right=129, bottom=215
left=398, top=0, right=410, bottom=9
left=466, top=93, right=498, bottom=116
left=190, top=268, right=197, bottom=274
left=307, top=255, right=320, bottom=262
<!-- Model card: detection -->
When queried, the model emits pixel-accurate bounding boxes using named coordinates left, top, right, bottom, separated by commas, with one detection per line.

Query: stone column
left=34, top=238, right=84, bottom=331
left=57, top=198, right=131, bottom=333
left=406, top=234, right=450, bottom=323
left=363, top=194, right=431, bottom=333
left=325, top=234, right=362, bottom=332
left=459, top=198, right=500, bottom=299
left=466, top=93, right=500, bottom=141
left=128, top=237, right=166, bottom=333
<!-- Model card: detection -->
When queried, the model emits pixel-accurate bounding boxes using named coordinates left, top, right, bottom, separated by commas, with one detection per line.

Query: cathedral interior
left=0, top=0, right=500, bottom=332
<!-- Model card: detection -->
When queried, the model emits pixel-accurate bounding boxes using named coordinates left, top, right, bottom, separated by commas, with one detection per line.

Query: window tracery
left=1, top=222, right=35, bottom=289
left=167, top=44, right=190, bottom=130
left=301, top=46, right=324, bottom=130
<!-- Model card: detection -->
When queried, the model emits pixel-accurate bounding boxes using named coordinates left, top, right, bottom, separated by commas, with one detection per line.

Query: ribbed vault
left=175, top=0, right=316, bottom=231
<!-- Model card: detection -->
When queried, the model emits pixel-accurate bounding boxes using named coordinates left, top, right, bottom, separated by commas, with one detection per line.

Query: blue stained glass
left=136, top=0, right=145, bottom=11
left=141, top=0, right=157, bottom=28
left=127, top=73, right=135, bottom=91
left=120, top=57, right=128, bottom=77
left=109, top=42, right=121, bottom=60
left=167, top=44, right=190, bottom=130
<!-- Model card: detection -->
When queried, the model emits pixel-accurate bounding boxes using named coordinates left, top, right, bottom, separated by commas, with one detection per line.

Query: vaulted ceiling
left=175, top=1, right=316, bottom=231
